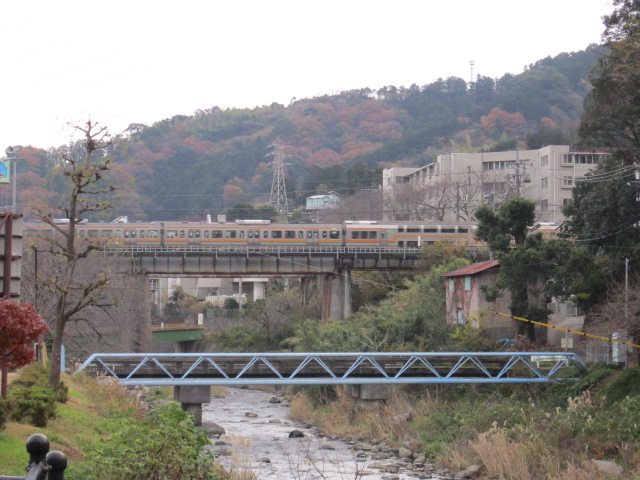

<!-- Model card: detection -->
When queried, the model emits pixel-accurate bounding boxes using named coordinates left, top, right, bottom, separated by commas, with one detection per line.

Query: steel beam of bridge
left=102, top=246, right=421, bottom=275
left=75, top=352, right=588, bottom=387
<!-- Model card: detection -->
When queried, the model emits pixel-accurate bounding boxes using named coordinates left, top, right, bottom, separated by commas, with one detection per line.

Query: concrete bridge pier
left=322, top=270, right=353, bottom=321
left=174, top=340, right=209, bottom=425
left=345, top=384, right=394, bottom=416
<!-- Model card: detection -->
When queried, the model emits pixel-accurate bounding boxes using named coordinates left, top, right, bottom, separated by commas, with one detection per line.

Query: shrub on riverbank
left=0, top=371, right=227, bottom=479
left=289, top=364, right=640, bottom=479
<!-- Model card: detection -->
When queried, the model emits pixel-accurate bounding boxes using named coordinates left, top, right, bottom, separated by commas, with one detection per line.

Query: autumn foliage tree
left=0, top=299, right=48, bottom=399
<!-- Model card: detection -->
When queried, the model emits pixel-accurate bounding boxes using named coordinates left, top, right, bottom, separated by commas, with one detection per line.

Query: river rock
left=288, top=429, right=305, bottom=438
left=245, top=412, right=258, bottom=417
left=201, top=422, right=226, bottom=437
left=269, top=396, right=282, bottom=403
left=399, top=447, right=413, bottom=459
left=454, top=464, right=483, bottom=479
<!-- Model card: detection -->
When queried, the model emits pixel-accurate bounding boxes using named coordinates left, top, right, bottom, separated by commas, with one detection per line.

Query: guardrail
left=98, top=245, right=423, bottom=255
left=0, top=434, right=66, bottom=480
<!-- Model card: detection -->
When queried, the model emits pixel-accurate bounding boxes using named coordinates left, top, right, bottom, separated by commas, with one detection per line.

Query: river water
left=202, top=388, right=449, bottom=480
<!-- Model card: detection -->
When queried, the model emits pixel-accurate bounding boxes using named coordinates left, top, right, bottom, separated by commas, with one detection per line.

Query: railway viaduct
left=104, top=245, right=423, bottom=321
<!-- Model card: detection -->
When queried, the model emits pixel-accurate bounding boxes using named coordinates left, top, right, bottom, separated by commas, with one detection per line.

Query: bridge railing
left=99, top=245, right=423, bottom=255
left=0, top=434, right=67, bottom=480
left=74, top=351, right=588, bottom=386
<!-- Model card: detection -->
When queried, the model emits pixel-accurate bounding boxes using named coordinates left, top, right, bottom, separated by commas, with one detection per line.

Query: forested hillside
left=13, top=45, right=604, bottom=221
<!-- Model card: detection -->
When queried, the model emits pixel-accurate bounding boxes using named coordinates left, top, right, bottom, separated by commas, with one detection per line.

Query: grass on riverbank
left=289, top=365, right=640, bottom=479
left=0, top=370, right=226, bottom=479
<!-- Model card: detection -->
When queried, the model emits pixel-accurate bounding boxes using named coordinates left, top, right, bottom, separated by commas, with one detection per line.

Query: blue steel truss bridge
left=75, top=351, right=588, bottom=387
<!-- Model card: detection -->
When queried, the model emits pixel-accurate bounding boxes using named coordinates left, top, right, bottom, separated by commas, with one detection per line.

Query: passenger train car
left=24, top=219, right=494, bottom=249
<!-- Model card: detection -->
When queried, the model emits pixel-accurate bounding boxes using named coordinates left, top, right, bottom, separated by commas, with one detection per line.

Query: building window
left=562, top=176, right=575, bottom=187
left=541, top=177, right=548, bottom=189
left=541, top=155, right=549, bottom=167
left=457, top=308, right=466, bottom=325
left=563, top=198, right=571, bottom=207
left=464, top=276, right=471, bottom=291
left=449, top=279, right=454, bottom=292
left=149, top=279, right=158, bottom=292
left=540, top=199, right=548, bottom=211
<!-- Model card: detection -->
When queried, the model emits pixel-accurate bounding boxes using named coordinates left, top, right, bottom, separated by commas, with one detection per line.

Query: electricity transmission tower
left=267, top=137, right=290, bottom=214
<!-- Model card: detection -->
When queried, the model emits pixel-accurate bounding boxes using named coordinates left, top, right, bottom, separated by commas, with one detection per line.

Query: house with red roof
left=442, top=260, right=514, bottom=336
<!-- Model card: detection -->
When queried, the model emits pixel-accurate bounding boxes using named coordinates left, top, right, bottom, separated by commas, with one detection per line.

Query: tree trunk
left=48, top=320, right=65, bottom=390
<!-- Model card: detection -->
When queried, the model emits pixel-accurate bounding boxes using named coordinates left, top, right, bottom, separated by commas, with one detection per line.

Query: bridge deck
left=75, top=352, right=587, bottom=386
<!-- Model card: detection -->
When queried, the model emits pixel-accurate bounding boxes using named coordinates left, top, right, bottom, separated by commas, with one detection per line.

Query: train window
left=239, top=231, right=245, bottom=238
left=195, top=231, right=200, bottom=238
left=248, top=231, right=254, bottom=238
left=441, top=227, right=455, bottom=233
left=407, top=241, right=418, bottom=247
left=381, top=232, right=386, bottom=239
left=167, top=230, right=178, bottom=238
left=188, top=230, right=194, bottom=238
left=131, top=230, right=137, bottom=238
left=179, top=230, right=185, bottom=238
left=370, top=231, right=377, bottom=239
left=285, top=231, right=295, bottom=239
left=407, top=227, right=420, bottom=233
left=212, top=230, right=223, bottom=238
left=298, top=232, right=303, bottom=239
left=272, top=231, right=282, bottom=239
left=138, top=231, right=144, bottom=239
left=226, top=231, right=236, bottom=239
left=424, top=227, right=437, bottom=233
left=314, top=231, right=318, bottom=238
left=322, top=231, right=328, bottom=239
left=307, top=231, right=312, bottom=239
left=203, top=231, right=209, bottom=239
left=124, top=230, right=129, bottom=238
left=329, top=231, right=339, bottom=239
left=458, top=227, right=468, bottom=233
left=115, top=230, right=121, bottom=238
left=352, top=231, right=360, bottom=239
left=263, top=231, right=268, bottom=238
left=398, top=241, right=404, bottom=247
left=399, top=227, right=405, bottom=233
left=148, top=230, right=158, bottom=238
left=360, top=232, right=368, bottom=239
left=89, top=230, right=99, bottom=238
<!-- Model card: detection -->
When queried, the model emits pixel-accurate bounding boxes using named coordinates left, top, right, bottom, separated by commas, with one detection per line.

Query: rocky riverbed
left=201, top=388, right=484, bottom=480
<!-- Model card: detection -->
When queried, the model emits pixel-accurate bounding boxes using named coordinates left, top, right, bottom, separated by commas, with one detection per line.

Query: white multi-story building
left=382, top=145, right=610, bottom=224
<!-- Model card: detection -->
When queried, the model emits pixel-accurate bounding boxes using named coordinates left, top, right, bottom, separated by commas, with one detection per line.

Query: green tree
left=475, top=198, right=544, bottom=340
left=579, top=0, right=640, bottom=158
left=224, top=202, right=255, bottom=220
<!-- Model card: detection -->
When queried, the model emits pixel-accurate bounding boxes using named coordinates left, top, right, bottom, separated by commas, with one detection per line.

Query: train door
left=306, top=228, right=320, bottom=246
left=379, top=229, right=388, bottom=247
left=247, top=229, right=260, bottom=246
left=187, top=229, right=200, bottom=246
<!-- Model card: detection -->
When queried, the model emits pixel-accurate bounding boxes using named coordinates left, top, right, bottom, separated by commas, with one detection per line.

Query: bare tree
left=30, top=120, right=117, bottom=390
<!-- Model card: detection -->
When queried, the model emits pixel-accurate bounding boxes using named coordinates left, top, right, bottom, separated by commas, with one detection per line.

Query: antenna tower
left=267, top=137, right=290, bottom=214
left=469, top=60, right=475, bottom=84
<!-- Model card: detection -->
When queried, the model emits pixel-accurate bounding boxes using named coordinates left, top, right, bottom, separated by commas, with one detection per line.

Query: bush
left=72, top=402, right=223, bottom=480
left=9, top=384, right=58, bottom=427
left=8, top=364, right=60, bottom=427
left=0, top=396, right=9, bottom=431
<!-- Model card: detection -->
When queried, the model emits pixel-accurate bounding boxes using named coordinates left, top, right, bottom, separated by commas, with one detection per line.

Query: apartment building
left=382, top=145, right=610, bottom=224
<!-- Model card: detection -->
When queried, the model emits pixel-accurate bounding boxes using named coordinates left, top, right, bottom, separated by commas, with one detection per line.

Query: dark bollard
left=25, top=434, right=49, bottom=480
left=0, top=434, right=67, bottom=480
left=45, top=451, right=67, bottom=480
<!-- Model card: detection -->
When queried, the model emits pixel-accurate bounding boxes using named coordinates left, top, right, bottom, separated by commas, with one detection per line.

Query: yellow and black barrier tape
left=495, top=311, right=640, bottom=350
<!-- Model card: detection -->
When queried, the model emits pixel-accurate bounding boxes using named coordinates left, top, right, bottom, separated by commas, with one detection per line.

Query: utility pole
left=267, top=137, right=290, bottom=214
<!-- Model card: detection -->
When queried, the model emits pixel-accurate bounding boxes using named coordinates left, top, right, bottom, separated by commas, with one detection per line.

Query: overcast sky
left=0, top=0, right=613, bottom=151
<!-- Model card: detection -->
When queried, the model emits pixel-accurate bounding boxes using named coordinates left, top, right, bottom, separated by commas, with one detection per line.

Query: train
left=24, top=218, right=561, bottom=249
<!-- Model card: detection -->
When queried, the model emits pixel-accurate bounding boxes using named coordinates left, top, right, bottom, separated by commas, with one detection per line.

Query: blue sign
left=0, top=160, right=9, bottom=184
